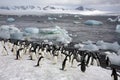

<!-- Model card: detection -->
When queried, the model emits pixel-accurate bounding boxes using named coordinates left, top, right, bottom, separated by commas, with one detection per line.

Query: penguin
left=106, top=56, right=111, bottom=66
left=3, top=45, right=8, bottom=55
left=15, top=48, right=24, bottom=60
left=60, top=55, right=69, bottom=70
left=2, top=45, right=8, bottom=56
left=52, top=50, right=59, bottom=64
left=35, top=56, right=44, bottom=67
left=13, top=45, right=17, bottom=55
left=29, top=47, right=37, bottom=60
left=31, top=51, right=37, bottom=60
left=78, top=57, right=86, bottom=72
left=111, top=68, right=118, bottom=80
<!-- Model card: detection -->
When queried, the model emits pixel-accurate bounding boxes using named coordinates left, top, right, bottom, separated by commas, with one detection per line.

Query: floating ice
left=24, top=27, right=39, bottom=34
left=116, top=25, right=120, bottom=33
left=107, top=16, right=120, bottom=23
left=48, top=17, right=57, bottom=21
left=84, top=20, right=103, bottom=26
left=7, top=17, right=15, bottom=22
left=73, top=21, right=81, bottom=24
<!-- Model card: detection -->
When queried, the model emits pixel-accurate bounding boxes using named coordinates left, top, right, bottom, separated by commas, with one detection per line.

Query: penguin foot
left=60, top=68, right=67, bottom=71
left=34, top=65, right=39, bottom=67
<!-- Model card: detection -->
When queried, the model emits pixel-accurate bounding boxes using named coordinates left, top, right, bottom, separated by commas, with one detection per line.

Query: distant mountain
left=75, top=6, right=84, bottom=10
left=75, top=6, right=96, bottom=11
left=43, top=6, right=65, bottom=10
left=0, top=5, right=97, bottom=12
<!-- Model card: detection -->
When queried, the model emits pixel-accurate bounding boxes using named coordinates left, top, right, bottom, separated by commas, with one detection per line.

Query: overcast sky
left=0, top=0, right=120, bottom=6
left=0, top=0, right=120, bottom=11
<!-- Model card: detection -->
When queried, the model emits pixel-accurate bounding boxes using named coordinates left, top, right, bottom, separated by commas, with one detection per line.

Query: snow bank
left=107, top=54, right=120, bottom=66
left=84, top=20, right=103, bottom=26
left=74, top=40, right=120, bottom=52
left=80, top=43, right=99, bottom=51
left=96, top=41, right=120, bottom=52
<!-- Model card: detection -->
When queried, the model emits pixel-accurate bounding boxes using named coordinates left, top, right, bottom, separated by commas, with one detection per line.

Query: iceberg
left=10, top=32, right=24, bottom=40
left=116, top=25, right=120, bottom=33
left=7, top=17, right=15, bottom=22
left=0, top=25, right=20, bottom=34
left=48, top=17, right=57, bottom=21
left=24, top=27, right=39, bottom=34
left=39, top=26, right=72, bottom=44
left=84, top=20, right=103, bottom=26
left=0, top=31, right=10, bottom=39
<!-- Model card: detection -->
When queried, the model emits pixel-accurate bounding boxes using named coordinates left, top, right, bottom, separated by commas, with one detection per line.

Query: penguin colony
left=0, top=39, right=120, bottom=80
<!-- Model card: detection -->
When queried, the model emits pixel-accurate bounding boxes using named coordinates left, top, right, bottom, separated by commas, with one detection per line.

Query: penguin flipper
left=117, top=73, right=120, bottom=77
left=77, top=64, right=81, bottom=66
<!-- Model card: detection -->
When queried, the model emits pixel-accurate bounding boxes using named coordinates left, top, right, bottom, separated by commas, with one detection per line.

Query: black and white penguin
left=35, top=56, right=44, bottom=67
left=61, top=55, right=69, bottom=70
left=29, top=47, right=37, bottom=60
left=111, top=68, right=119, bottom=80
left=52, top=50, right=59, bottom=64
left=78, top=57, right=86, bottom=72
left=106, top=56, right=111, bottom=66
left=15, top=48, right=24, bottom=60
left=3, top=45, right=8, bottom=55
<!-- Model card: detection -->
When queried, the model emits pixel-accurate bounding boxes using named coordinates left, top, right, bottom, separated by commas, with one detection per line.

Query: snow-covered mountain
left=0, top=5, right=107, bottom=15
left=0, top=5, right=96, bottom=11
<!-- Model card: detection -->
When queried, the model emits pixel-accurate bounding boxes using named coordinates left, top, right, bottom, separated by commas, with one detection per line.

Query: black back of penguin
left=111, top=68, right=118, bottom=80
left=61, top=55, right=69, bottom=70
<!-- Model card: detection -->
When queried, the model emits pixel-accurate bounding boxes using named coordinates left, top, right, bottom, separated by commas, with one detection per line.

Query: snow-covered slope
left=0, top=41, right=119, bottom=80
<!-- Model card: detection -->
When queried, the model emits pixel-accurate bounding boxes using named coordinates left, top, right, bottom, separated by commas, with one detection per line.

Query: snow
left=107, top=53, right=120, bottom=66
left=0, top=42, right=118, bottom=80
left=74, top=40, right=120, bottom=52
left=84, top=20, right=103, bottom=26
left=80, top=43, right=99, bottom=51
